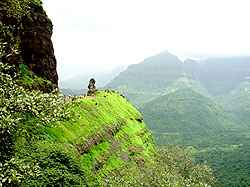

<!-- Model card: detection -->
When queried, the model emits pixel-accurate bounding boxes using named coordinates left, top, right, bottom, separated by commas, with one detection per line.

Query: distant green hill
left=109, top=51, right=210, bottom=104
left=109, top=53, right=250, bottom=102
left=137, top=89, right=246, bottom=148
left=109, top=51, right=184, bottom=92
left=107, top=52, right=250, bottom=186
left=138, top=88, right=250, bottom=186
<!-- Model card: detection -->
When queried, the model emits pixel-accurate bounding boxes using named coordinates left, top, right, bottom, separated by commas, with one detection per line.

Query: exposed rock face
left=21, top=2, right=58, bottom=91
left=87, top=78, right=98, bottom=96
left=0, top=0, right=58, bottom=92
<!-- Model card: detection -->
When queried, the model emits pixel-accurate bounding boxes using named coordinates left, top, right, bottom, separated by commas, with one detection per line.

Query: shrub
left=101, top=144, right=215, bottom=186
left=0, top=62, right=71, bottom=161
left=0, top=142, right=97, bottom=186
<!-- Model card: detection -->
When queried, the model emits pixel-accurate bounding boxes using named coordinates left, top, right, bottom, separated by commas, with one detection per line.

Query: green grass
left=45, top=91, right=155, bottom=177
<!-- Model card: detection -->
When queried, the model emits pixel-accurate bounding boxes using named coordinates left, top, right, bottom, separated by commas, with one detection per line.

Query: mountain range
left=107, top=51, right=250, bottom=186
left=2, top=0, right=232, bottom=186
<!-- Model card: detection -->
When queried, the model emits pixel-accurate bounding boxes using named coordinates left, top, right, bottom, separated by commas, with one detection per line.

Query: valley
left=107, top=51, right=250, bottom=186
left=1, top=0, right=249, bottom=186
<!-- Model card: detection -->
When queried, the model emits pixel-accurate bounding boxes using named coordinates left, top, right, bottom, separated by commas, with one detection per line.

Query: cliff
left=0, top=0, right=155, bottom=184
left=0, top=1, right=215, bottom=186
left=47, top=91, right=155, bottom=178
left=0, top=0, right=58, bottom=92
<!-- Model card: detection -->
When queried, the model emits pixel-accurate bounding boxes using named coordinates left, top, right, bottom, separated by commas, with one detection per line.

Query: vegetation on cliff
left=0, top=62, right=84, bottom=186
left=0, top=0, right=58, bottom=92
left=1, top=1, right=215, bottom=186
left=101, top=145, right=214, bottom=186
left=0, top=62, right=215, bottom=186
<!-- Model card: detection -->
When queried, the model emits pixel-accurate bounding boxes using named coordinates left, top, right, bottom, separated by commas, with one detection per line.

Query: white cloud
left=42, top=0, right=250, bottom=80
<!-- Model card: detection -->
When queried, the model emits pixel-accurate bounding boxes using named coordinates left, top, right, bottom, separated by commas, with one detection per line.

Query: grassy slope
left=45, top=91, right=155, bottom=178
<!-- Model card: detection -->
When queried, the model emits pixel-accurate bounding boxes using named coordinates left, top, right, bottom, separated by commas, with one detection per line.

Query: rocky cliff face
left=0, top=0, right=58, bottom=92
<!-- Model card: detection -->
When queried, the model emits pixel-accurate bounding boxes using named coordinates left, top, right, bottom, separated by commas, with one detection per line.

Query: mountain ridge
left=106, top=51, right=250, bottom=186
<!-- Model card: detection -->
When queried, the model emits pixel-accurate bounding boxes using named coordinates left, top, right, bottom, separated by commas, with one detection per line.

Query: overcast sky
left=42, top=0, right=250, bottom=81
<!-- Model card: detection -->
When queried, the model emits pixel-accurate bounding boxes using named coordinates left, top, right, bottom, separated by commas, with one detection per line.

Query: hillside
left=138, top=89, right=246, bottom=147
left=46, top=91, right=155, bottom=177
left=0, top=67, right=156, bottom=185
left=108, top=51, right=183, bottom=102
left=1, top=66, right=215, bottom=186
left=0, top=1, right=217, bottom=186
left=0, top=0, right=154, bottom=185
left=138, top=89, right=250, bottom=186
left=107, top=51, right=250, bottom=186
left=108, top=51, right=210, bottom=104
left=108, top=54, right=250, bottom=103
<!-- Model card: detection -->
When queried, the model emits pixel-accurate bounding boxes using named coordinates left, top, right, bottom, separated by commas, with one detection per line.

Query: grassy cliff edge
left=46, top=91, right=155, bottom=178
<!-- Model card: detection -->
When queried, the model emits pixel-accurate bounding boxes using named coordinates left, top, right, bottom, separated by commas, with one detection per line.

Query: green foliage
left=0, top=157, right=41, bottom=186
left=100, top=145, right=215, bottom=186
left=18, top=62, right=52, bottom=88
left=194, top=143, right=250, bottom=186
left=0, top=0, right=42, bottom=19
left=0, top=23, right=20, bottom=57
left=215, top=82, right=250, bottom=126
left=0, top=56, right=156, bottom=185
left=0, top=62, right=71, bottom=161
left=18, top=62, right=33, bottom=85
left=1, top=141, right=96, bottom=187
left=138, top=88, right=250, bottom=186
left=0, top=61, right=97, bottom=186
left=138, top=89, right=245, bottom=147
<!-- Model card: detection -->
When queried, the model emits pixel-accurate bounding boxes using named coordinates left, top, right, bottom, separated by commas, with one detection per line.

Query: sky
left=42, top=0, right=250, bottom=81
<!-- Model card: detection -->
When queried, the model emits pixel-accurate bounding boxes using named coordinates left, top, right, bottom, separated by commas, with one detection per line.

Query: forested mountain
left=109, top=51, right=210, bottom=105
left=137, top=89, right=250, bottom=186
left=109, top=51, right=184, bottom=92
left=108, top=51, right=250, bottom=186
left=138, top=89, right=245, bottom=144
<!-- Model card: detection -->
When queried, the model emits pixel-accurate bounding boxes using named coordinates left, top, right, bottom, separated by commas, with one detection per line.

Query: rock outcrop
left=87, top=78, right=98, bottom=96
left=0, top=0, right=58, bottom=92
